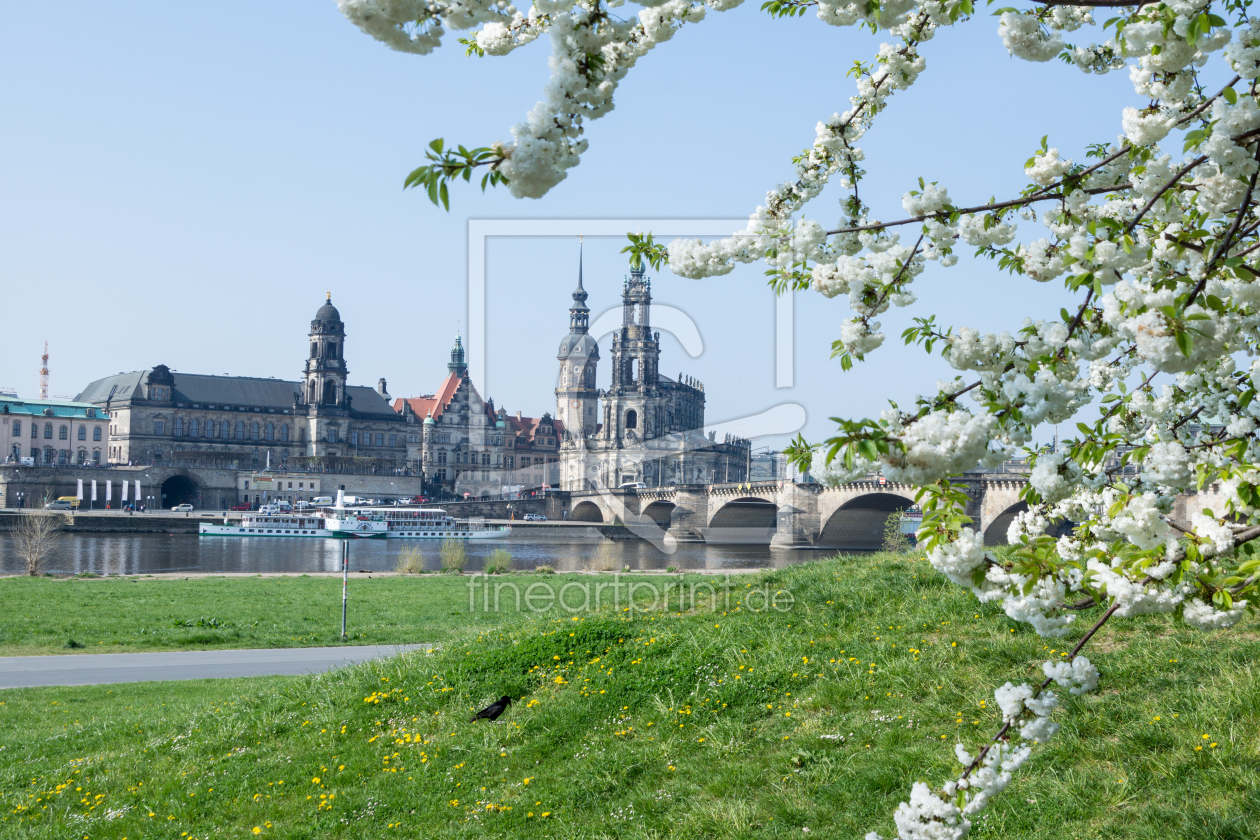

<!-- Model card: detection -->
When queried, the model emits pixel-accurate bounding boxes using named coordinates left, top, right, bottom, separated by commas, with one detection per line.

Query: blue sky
left=0, top=2, right=1145, bottom=450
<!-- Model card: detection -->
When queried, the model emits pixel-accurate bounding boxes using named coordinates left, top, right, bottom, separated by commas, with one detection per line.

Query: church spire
left=569, top=239, right=590, bottom=333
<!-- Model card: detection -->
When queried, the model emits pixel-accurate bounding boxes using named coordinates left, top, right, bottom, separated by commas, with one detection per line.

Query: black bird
left=470, top=696, right=512, bottom=722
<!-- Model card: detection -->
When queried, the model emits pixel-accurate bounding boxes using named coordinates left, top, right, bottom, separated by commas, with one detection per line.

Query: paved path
left=0, top=645, right=430, bottom=689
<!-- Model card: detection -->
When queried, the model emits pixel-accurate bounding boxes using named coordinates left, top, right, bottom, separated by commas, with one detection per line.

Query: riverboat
left=323, top=506, right=510, bottom=540
left=198, top=505, right=332, bottom=538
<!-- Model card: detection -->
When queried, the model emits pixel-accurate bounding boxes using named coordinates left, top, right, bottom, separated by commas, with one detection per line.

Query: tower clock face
left=571, top=401, right=580, bottom=407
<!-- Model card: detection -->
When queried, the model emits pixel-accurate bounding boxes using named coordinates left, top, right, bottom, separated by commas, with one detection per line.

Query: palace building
left=556, top=255, right=749, bottom=491
left=76, top=295, right=412, bottom=469
left=395, top=337, right=562, bottom=496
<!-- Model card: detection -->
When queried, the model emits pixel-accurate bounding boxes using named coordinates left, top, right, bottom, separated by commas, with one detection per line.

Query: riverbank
left=0, top=571, right=745, bottom=656
left=1, top=553, right=1256, bottom=839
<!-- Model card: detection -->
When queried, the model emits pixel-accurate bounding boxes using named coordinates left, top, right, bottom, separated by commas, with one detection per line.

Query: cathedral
left=556, top=253, right=750, bottom=491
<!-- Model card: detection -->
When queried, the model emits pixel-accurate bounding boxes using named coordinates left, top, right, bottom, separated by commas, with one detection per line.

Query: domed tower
left=302, top=292, right=348, bottom=408
left=556, top=244, right=600, bottom=438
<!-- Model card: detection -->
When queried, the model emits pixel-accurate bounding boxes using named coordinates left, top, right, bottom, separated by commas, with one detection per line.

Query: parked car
left=44, top=498, right=76, bottom=511
left=171, top=504, right=194, bottom=512
left=229, top=503, right=251, bottom=511
left=522, top=513, right=548, bottom=521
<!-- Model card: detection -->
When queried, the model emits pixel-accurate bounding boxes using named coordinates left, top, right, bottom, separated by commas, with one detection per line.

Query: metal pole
left=341, top=539, right=349, bottom=639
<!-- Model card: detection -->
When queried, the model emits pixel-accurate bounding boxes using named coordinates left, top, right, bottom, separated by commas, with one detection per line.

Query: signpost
left=341, top=540, right=349, bottom=640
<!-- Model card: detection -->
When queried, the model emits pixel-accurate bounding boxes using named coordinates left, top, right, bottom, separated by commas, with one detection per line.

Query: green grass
left=0, top=572, right=716, bottom=656
left=1, top=553, right=1258, bottom=839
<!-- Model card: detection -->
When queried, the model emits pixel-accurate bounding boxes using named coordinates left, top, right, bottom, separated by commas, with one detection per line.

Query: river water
left=0, top=532, right=835, bottom=576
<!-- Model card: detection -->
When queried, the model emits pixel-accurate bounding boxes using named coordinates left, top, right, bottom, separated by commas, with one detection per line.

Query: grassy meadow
left=1, top=553, right=1258, bottom=839
left=0, top=571, right=727, bottom=656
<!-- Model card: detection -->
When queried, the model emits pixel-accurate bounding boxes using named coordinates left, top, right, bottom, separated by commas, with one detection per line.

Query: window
left=31, top=423, right=37, bottom=438
left=11, top=421, right=19, bottom=436
left=59, top=425, right=68, bottom=440
left=92, top=450, right=101, bottom=464
left=154, top=420, right=165, bottom=435
left=76, top=425, right=84, bottom=440
left=235, top=421, right=245, bottom=440
left=58, top=449, right=67, bottom=465
left=389, top=433, right=396, bottom=447
left=266, top=422, right=274, bottom=441
left=323, top=380, right=337, bottom=405
left=329, top=342, right=339, bottom=359
left=173, top=418, right=183, bottom=436
left=522, top=457, right=531, bottom=467
left=250, top=422, right=259, bottom=440
left=310, top=342, right=318, bottom=358
left=482, top=453, right=490, bottom=466
left=438, top=451, right=446, bottom=464
left=280, top=424, right=289, bottom=442
left=94, top=426, right=102, bottom=441
left=351, top=431, right=359, bottom=446
left=626, top=410, right=637, bottom=429
left=375, top=433, right=384, bottom=446
left=436, top=469, right=447, bottom=481
left=327, top=427, right=338, bottom=443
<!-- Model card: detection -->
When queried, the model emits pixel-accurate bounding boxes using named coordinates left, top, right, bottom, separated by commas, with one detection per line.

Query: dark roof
left=77, top=370, right=398, bottom=418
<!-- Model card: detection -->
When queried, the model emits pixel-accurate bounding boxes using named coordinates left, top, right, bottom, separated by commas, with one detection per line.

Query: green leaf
left=1223, top=86, right=1238, bottom=105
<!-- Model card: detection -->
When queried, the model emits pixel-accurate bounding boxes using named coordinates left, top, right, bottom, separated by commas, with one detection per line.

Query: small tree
left=483, top=548, right=513, bottom=574
left=14, top=511, right=64, bottom=576
left=882, top=509, right=910, bottom=554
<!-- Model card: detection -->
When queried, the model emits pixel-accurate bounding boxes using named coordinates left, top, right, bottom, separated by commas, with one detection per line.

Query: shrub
left=439, top=538, right=467, bottom=574
left=396, top=545, right=426, bottom=575
left=590, top=540, right=620, bottom=572
left=534, top=564, right=555, bottom=575
left=483, top=549, right=513, bottom=575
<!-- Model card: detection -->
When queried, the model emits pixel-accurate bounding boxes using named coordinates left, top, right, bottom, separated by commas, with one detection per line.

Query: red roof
left=393, top=372, right=466, bottom=421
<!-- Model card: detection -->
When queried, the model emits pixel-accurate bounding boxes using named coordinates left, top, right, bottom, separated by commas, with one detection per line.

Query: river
left=0, top=532, right=835, bottom=576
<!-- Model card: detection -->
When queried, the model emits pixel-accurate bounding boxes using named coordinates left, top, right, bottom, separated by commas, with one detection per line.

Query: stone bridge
left=562, top=474, right=1034, bottom=550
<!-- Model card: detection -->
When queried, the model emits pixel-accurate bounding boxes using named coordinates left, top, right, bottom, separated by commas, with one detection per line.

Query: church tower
left=603, top=264, right=661, bottom=442
left=556, top=244, right=600, bottom=437
left=302, top=293, right=348, bottom=408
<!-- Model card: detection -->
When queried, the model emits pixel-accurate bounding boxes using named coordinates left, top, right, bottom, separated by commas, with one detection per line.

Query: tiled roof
left=77, top=370, right=398, bottom=417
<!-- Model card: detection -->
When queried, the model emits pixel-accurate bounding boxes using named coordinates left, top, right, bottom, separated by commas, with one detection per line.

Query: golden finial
left=326, top=291, right=331, bottom=301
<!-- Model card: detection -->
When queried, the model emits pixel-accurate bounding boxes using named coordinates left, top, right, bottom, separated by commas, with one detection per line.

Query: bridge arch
left=983, top=501, right=1074, bottom=546
left=571, top=501, right=604, bottom=522
left=641, top=500, right=676, bottom=528
left=705, top=497, right=778, bottom=544
left=818, top=492, right=916, bottom=551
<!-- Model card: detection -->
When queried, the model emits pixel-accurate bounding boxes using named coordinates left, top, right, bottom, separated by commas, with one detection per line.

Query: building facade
left=556, top=261, right=750, bottom=491
left=1, top=395, right=107, bottom=466
left=395, top=337, right=561, bottom=497
left=76, top=295, right=411, bottom=469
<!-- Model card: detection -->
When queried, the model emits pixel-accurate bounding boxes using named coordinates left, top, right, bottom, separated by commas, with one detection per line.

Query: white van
left=310, top=496, right=334, bottom=507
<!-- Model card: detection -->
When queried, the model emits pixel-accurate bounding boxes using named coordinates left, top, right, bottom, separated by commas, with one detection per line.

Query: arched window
left=251, top=422, right=260, bottom=440
left=221, top=421, right=230, bottom=439
left=308, top=381, right=317, bottom=403
left=323, top=380, right=337, bottom=404
left=626, top=410, right=637, bottom=429
left=77, top=448, right=86, bottom=463
left=59, top=425, right=68, bottom=440
left=174, top=418, right=184, bottom=436
left=235, top=421, right=245, bottom=440
left=93, top=426, right=102, bottom=441
left=92, top=450, right=101, bottom=464
left=189, top=418, right=199, bottom=437
left=266, top=422, right=274, bottom=441
left=329, top=342, right=339, bottom=359
left=311, top=342, right=318, bottom=358
left=280, top=424, right=289, bottom=442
